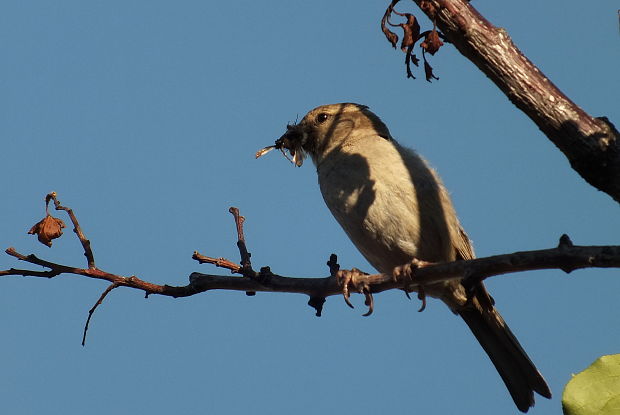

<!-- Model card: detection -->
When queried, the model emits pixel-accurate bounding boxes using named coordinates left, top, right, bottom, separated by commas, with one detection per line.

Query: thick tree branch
left=189, top=235, right=620, bottom=297
left=4, top=200, right=620, bottom=315
left=4, top=197, right=620, bottom=340
left=4, top=236, right=620, bottom=316
left=407, top=0, right=620, bottom=202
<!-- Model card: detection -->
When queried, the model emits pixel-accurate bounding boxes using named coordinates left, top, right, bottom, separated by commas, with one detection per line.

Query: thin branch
left=0, top=267, right=60, bottom=278
left=48, top=192, right=96, bottom=268
left=6, top=247, right=77, bottom=275
left=5, top=235, right=620, bottom=309
left=4, top=201, right=620, bottom=328
left=192, top=251, right=242, bottom=274
left=82, top=283, right=120, bottom=346
left=186, top=235, right=620, bottom=319
left=229, top=207, right=255, bottom=276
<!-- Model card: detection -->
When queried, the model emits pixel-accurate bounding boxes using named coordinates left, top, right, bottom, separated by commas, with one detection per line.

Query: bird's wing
left=455, top=224, right=475, bottom=261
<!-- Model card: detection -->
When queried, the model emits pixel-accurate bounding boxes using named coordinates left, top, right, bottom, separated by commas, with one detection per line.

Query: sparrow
left=260, top=103, right=551, bottom=412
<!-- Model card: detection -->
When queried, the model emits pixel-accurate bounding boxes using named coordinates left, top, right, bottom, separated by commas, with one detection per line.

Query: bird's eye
left=316, top=113, right=329, bottom=124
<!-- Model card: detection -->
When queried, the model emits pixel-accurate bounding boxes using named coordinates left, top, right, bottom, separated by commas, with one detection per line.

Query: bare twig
left=5, top=211, right=620, bottom=305
left=327, top=254, right=340, bottom=277
left=229, top=207, right=255, bottom=276
left=306, top=254, right=340, bottom=316
left=11, top=234, right=619, bottom=302
left=192, top=251, right=242, bottom=274
left=82, top=283, right=120, bottom=346
left=188, top=236, right=620, bottom=300
left=47, top=192, right=96, bottom=268
left=5, top=200, right=620, bottom=305
left=4, top=198, right=620, bottom=342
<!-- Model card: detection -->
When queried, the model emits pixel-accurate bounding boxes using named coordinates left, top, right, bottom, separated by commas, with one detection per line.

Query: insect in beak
left=255, top=124, right=306, bottom=167
left=255, top=145, right=276, bottom=159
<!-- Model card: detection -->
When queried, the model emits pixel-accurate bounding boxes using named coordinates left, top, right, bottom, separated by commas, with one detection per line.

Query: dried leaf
left=421, top=29, right=444, bottom=55
left=381, top=2, right=400, bottom=48
left=399, top=14, right=421, bottom=52
left=424, top=59, right=440, bottom=82
left=380, top=1, right=443, bottom=81
left=381, top=24, right=399, bottom=48
left=28, top=214, right=66, bottom=247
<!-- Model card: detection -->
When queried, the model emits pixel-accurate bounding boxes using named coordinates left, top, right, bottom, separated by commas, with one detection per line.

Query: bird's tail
left=458, top=300, right=551, bottom=412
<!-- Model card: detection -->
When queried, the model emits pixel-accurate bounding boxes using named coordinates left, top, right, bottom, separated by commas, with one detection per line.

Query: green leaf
left=563, top=354, right=620, bottom=415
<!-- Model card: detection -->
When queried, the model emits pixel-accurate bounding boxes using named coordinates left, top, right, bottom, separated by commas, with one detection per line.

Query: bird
left=263, top=103, right=552, bottom=412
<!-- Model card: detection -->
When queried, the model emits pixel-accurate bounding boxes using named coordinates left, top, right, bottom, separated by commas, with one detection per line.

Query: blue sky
left=1, top=1, right=618, bottom=414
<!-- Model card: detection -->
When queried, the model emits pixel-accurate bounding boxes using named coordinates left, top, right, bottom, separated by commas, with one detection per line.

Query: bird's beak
left=255, top=123, right=308, bottom=167
left=275, top=124, right=307, bottom=167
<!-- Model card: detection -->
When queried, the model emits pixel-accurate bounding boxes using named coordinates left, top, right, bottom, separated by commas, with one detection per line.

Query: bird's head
left=256, top=103, right=391, bottom=167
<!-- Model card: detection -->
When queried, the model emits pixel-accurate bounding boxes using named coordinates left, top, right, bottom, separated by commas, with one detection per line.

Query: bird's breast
left=317, top=142, right=427, bottom=273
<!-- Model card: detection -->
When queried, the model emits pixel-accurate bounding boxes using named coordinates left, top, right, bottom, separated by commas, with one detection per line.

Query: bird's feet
left=336, top=268, right=374, bottom=316
left=393, top=258, right=432, bottom=312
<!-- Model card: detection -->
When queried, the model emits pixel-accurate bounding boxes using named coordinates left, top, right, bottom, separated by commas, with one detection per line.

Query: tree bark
left=413, top=0, right=620, bottom=202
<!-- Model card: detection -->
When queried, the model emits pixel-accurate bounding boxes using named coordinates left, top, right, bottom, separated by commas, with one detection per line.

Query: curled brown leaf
left=381, top=23, right=399, bottom=48
left=381, top=1, right=444, bottom=80
left=398, top=13, right=421, bottom=52
left=28, top=214, right=66, bottom=247
left=381, top=0, right=402, bottom=48
left=420, top=29, right=444, bottom=55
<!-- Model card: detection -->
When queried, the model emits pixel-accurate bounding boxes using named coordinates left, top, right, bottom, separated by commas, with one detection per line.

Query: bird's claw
left=362, top=290, right=374, bottom=317
left=336, top=268, right=374, bottom=316
left=417, top=286, right=427, bottom=312
left=393, top=258, right=431, bottom=312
